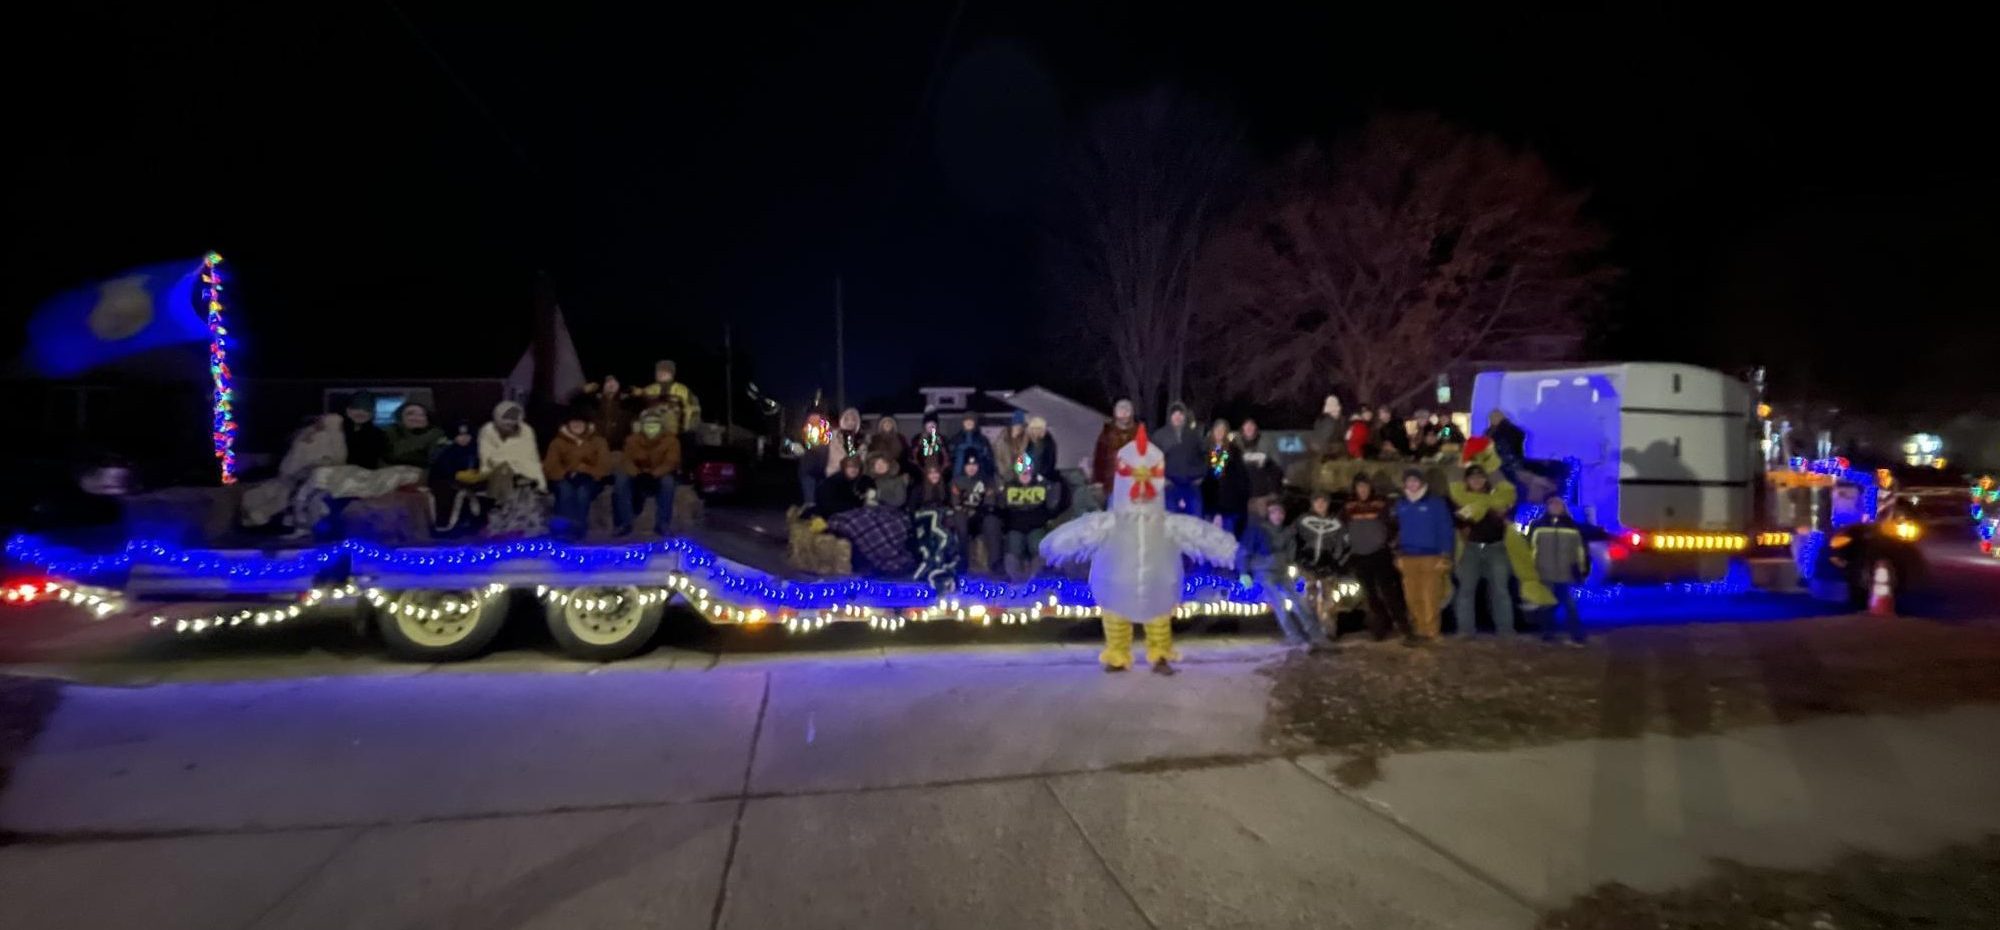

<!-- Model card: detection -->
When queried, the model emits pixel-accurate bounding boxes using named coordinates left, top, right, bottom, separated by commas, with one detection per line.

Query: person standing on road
left=1343, top=474, right=1410, bottom=642
left=1157, top=403, right=1206, bottom=517
left=1448, top=463, right=1519, bottom=635
left=1239, top=500, right=1332, bottom=651
left=1528, top=494, right=1590, bottom=645
left=1392, top=468, right=1455, bottom=642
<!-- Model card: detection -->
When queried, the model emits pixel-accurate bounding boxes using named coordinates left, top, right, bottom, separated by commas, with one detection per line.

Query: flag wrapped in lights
left=200, top=252, right=239, bottom=484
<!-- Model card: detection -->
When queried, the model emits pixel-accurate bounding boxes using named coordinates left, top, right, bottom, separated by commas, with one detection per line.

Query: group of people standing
left=243, top=360, right=703, bottom=541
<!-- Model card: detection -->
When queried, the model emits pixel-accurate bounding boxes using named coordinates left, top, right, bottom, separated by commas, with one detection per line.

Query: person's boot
left=1150, top=659, right=1177, bottom=676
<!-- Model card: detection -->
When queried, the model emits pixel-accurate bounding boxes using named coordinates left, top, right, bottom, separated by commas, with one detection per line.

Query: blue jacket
left=949, top=429, right=996, bottom=479
left=1394, top=491, right=1456, bottom=556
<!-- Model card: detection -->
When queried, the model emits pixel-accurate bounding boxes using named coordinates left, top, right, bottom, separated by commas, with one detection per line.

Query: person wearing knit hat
left=1023, top=415, right=1059, bottom=484
left=1090, top=399, right=1141, bottom=497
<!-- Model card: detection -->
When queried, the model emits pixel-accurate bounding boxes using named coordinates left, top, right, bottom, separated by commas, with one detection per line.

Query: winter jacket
left=543, top=426, right=612, bottom=482
left=951, top=473, right=998, bottom=513
left=1448, top=476, right=1518, bottom=545
left=431, top=438, right=480, bottom=486
left=1529, top=513, right=1591, bottom=583
left=1022, top=433, right=1059, bottom=482
left=949, top=428, right=996, bottom=479
left=1376, top=419, right=1412, bottom=459
left=478, top=419, right=546, bottom=490
left=824, top=429, right=866, bottom=477
left=993, top=428, right=1031, bottom=478
left=1236, top=520, right=1297, bottom=576
left=909, top=476, right=953, bottom=512
left=1202, top=441, right=1251, bottom=517
left=872, top=472, right=909, bottom=509
left=908, top=429, right=952, bottom=476
left=636, top=380, right=702, bottom=434
left=1312, top=414, right=1346, bottom=459
left=1091, top=420, right=1140, bottom=492
left=867, top=428, right=908, bottom=471
left=999, top=476, right=1060, bottom=533
left=1394, top=489, right=1456, bottom=556
left=582, top=387, right=636, bottom=448
left=344, top=419, right=387, bottom=469
left=1157, top=423, right=1208, bottom=480
left=382, top=420, right=446, bottom=469
left=816, top=472, right=873, bottom=517
left=1340, top=496, right=1392, bottom=556
left=1487, top=416, right=1526, bottom=464
left=1239, top=432, right=1283, bottom=498
left=1295, top=513, right=1345, bottom=572
left=622, top=430, right=682, bottom=479
left=1344, top=419, right=1372, bottom=460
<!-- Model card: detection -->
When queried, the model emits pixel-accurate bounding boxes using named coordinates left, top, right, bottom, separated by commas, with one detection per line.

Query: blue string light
left=6, top=533, right=1268, bottom=612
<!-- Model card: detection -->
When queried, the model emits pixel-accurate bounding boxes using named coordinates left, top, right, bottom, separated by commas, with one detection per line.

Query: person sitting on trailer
left=543, top=403, right=615, bottom=539
left=615, top=406, right=682, bottom=537
left=816, top=455, right=873, bottom=518
left=478, top=401, right=548, bottom=538
left=430, top=421, right=485, bottom=536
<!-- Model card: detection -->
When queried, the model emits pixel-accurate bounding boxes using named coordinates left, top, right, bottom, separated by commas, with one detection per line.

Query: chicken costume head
left=1109, top=424, right=1165, bottom=513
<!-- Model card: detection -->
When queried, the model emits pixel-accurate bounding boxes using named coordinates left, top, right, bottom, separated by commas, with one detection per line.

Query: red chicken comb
left=1134, top=423, right=1149, bottom=455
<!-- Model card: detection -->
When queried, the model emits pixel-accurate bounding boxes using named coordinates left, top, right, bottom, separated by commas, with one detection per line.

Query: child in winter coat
left=867, top=416, right=908, bottom=474
left=908, top=414, right=952, bottom=476
left=1201, top=419, right=1251, bottom=536
left=1528, top=495, right=1591, bottom=644
left=430, top=422, right=484, bottom=535
left=816, top=456, right=873, bottom=517
left=868, top=454, right=909, bottom=509
left=949, top=414, right=996, bottom=479
left=998, top=464, right=1060, bottom=580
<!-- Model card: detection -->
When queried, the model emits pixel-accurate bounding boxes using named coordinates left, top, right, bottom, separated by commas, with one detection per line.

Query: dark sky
left=7, top=1, right=1992, bottom=419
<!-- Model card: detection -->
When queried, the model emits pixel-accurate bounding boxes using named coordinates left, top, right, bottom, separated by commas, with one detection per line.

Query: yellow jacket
left=635, top=381, right=702, bottom=434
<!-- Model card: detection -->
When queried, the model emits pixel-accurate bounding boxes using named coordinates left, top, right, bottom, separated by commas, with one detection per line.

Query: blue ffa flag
left=26, top=258, right=210, bottom=377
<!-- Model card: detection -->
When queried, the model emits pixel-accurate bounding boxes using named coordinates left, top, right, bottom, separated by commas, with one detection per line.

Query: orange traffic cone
left=1866, top=561, right=1895, bottom=618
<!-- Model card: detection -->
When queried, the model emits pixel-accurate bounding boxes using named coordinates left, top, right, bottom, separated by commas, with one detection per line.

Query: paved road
left=5, top=637, right=2000, bottom=929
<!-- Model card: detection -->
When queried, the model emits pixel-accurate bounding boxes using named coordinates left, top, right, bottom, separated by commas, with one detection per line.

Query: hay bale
left=785, top=506, right=851, bottom=575
left=124, top=485, right=243, bottom=546
left=343, top=491, right=433, bottom=545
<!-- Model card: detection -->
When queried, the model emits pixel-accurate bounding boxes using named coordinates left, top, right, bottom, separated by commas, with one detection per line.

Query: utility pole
left=834, top=275, right=846, bottom=413
left=723, top=320, right=736, bottom=435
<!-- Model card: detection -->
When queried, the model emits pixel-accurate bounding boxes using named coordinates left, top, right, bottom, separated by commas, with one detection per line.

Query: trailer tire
left=544, top=585, right=663, bottom=662
left=372, top=587, right=509, bottom=662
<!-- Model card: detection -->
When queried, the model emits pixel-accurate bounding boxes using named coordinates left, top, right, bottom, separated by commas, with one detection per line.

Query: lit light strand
left=201, top=252, right=238, bottom=485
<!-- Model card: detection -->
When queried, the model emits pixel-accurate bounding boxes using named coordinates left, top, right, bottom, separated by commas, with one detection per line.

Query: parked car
left=684, top=445, right=749, bottom=499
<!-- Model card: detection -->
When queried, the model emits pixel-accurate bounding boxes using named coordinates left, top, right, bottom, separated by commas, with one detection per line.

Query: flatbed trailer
left=4, top=534, right=1279, bottom=662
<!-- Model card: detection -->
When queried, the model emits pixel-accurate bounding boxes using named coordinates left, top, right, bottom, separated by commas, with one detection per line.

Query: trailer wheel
left=372, top=587, right=508, bottom=662
left=544, top=585, right=663, bottom=661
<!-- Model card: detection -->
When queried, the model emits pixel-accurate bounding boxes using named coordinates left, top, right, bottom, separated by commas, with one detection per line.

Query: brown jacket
left=622, top=430, right=682, bottom=479
left=1092, top=420, right=1140, bottom=493
left=543, top=426, right=612, bottom=481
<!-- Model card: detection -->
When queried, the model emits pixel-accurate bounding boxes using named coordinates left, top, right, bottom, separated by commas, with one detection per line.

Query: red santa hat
left=1461, top=436, right=1492, bottom=463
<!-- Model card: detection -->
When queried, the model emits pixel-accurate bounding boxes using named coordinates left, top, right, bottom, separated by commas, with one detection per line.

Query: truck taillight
left=1624, top=531, right=1749, bottom=552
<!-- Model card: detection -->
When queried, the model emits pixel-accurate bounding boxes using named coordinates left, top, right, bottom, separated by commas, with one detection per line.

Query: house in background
left=868, top=385, right=1110, bottom=479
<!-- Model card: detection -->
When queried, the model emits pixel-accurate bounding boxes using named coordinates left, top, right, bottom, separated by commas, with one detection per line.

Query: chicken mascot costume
left=1041, top=425, right=1241, bottom=674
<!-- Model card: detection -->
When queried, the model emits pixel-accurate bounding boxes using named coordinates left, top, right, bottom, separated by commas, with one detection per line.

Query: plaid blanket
left=827, top=506, right=915, bottom=576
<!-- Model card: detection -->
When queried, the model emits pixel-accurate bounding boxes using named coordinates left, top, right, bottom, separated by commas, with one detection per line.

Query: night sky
left=7, top=1, right=1991, bottom=419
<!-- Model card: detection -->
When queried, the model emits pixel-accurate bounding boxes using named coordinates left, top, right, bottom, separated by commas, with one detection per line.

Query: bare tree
left=1197, top=113, right=1615, bottom=411
left=1043, top=90, right=1241, bottom=421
